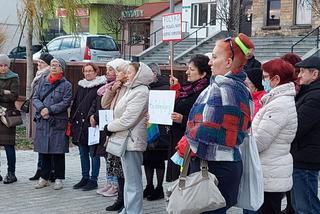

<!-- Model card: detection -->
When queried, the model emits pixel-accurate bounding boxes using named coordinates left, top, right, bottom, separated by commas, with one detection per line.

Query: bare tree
left=19, top=0, right=86, bottom=137
left=216, top=0, right=245, bottom=36
left=301, top=0, right=320, bottom=16
left=100, top=1, right=134, bottom=41
left=0, top=25, right=7, bottom=52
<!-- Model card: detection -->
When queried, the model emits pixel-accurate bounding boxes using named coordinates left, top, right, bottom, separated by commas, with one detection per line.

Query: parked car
left=33, top=34, right=120, bottom=62
left=8, top=45, right=42, bottom=59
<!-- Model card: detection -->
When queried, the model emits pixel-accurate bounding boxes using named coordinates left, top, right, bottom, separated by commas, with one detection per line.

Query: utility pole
left=169, top=0, right=174, bottom=74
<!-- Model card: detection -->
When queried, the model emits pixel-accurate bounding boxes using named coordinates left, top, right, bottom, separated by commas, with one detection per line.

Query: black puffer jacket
left=291, top=80, right=320, bottom=170
left=70, top=76, right=105, bottom=144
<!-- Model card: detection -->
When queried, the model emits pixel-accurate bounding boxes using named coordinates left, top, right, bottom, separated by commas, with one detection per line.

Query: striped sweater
left=185, top=71, right=251, bottom=161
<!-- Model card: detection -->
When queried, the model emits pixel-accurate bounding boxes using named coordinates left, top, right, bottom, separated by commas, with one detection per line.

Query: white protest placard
left=162, top=12, right=182, bottom=42
left=88, top=126, right=100, bottom=146
left=148, top=90, right=176, bottom=125
left=99, top=110, right=113, bottom=131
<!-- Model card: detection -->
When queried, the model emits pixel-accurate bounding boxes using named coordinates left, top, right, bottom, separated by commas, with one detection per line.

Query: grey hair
left=147, top=63, right=161, bottom=77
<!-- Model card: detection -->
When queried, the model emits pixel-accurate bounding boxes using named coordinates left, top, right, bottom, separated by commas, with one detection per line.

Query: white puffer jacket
left=107, top=62, right=154, bottom=152
left=252, top=82, right=297, bottom=192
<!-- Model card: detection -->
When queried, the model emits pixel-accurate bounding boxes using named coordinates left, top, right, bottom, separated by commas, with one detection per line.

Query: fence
left=11, top=60, right=188, bottom=100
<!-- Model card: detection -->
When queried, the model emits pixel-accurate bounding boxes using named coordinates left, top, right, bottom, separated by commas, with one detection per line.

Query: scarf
left=179, top=77, right=208, bottom=99
left=31, top=67, right=50, bottom=90
left=97, top=80, right=115, bottom=96
left=0, top=70, right=18, bottom=80
left=48, top=73, right=63, bottom=85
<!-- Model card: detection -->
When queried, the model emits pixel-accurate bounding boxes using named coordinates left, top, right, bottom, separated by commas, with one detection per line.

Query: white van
left=33, top=34, right=120, bottom=62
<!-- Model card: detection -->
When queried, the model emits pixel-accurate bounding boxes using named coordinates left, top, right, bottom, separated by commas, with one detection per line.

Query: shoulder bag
left=166, top=146, right=226, bottom=214
left=106, top=130, right=132, bottom=157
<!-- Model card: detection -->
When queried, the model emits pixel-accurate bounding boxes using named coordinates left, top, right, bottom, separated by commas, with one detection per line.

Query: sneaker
left=73, top=177, right=89, bottom=189
left=82, top=179, right=98, bottom=191
left=102, top=185, right=118, bottom=197
left=53, top=179, right=63, bottom=190
left=147, top=186, right=164, bottom=201
left=35, top=178, right=49, bottom=189
left=143, top=184, right=154, bottom=198
left=29, top=169, right=41, bottom=181
left=3, top=172, right=17, bottom=184
left=105, top=198, right=124, bottom=211
left=97, top=183, right=112, bottom=195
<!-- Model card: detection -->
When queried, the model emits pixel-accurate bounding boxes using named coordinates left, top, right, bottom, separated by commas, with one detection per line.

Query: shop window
left=266, top=0, right=280, bottom=26
left=295, top=0, right=312, bottom=25
left=192, top=2, right=216, bottom=27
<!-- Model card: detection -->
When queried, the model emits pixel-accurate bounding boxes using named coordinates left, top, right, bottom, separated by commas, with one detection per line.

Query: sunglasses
left=224, top=37, right=234, bottom=60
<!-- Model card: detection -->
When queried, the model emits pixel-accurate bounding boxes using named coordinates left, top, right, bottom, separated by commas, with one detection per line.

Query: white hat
left=107, top=59, right=127, bottom=73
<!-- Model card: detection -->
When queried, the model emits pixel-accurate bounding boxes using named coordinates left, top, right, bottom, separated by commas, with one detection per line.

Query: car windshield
left=87, top=37, right=118, bottom=51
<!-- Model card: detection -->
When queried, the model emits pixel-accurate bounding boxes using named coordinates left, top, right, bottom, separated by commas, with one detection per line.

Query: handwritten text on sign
left=148, top=90, right=176, bottom=125
left=162, top=12, right=182, bottom=42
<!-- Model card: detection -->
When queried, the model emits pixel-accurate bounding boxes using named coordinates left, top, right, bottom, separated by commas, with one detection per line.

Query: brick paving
left=0, top=147, right=245, bottom=214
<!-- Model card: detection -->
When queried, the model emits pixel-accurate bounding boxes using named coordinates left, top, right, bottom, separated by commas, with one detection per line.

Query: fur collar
left=78, top=75, right=106, bottom=88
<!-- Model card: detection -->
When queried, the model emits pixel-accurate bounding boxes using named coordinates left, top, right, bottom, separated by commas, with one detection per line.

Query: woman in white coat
left=104, top=62, right=153, bottom=214
left=252, top=58, right=297, bottom=214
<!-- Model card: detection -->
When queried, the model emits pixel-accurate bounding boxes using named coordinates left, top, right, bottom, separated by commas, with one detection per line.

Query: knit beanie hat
left=0, top=54, right=10, bottom=66
left=51, top=58, right=66, bottom=71
left=39, top=53, right=54, bottom=66
left=107, top=58, right=128, bottom=73
left=245, top=68, right=264, bottom=91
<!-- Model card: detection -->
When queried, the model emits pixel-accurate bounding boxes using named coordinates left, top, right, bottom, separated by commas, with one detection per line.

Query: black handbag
left=20, top=99, right=31, bottom=113
left=1, top=109, right=23, bottom=128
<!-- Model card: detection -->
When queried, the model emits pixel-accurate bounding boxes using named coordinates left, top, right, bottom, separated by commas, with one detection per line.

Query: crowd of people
left=0, top=32, right=320, bottom=214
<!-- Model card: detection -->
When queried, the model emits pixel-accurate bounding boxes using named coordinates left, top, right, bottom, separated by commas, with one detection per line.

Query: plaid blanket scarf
left=185, top=71, right=251, bottom=161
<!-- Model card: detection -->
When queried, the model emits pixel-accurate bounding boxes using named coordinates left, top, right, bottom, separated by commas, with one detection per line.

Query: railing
left=291, top=25, right=320, bottom=53
left=174, top=19, right=217, bottom=46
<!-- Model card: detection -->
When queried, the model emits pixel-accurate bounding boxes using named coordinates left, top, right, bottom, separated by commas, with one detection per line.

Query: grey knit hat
left=0, top=54, right=10, bottom=66
left=51, top=58, right=66, bottom=71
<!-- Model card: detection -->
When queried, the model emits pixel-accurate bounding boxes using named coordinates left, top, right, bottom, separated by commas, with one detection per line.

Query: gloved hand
left=104, top=125, right=113, bottom=137
left=175, top=136, right=196, bottom=158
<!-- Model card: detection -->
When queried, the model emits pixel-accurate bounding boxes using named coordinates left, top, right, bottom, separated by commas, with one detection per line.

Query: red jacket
left=252, top=90, right=266, bottom=117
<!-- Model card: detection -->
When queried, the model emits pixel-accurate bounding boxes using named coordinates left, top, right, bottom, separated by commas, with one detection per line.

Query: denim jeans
left=78, top=144, right=100, bottom=181
left=4, top=145, right=16, bottom=173
left=291, top=168, right=320, bottom=214
left=120, top=151, right=144, bottom=214
left=243, top=210, right=256, bottom=214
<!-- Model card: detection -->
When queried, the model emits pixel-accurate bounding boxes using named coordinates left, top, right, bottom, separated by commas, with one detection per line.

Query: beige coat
left=107, top=63, right=154, bottom=152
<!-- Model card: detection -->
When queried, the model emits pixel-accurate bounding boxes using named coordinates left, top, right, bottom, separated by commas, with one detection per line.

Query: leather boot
left=29, top=169, right=41, bottom=181
left=105, top=198, right=124, bottom=211
left=143, top=184, right=154, bottom=198
left=0, top=174, right=2, bottom=182
left=3, top=171, right=17, bottom=184
left=147, top=186, right=164, bottom=201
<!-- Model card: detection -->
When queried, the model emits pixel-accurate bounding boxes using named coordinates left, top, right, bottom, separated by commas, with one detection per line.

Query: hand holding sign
left=98, top=110, right=113, bottom=131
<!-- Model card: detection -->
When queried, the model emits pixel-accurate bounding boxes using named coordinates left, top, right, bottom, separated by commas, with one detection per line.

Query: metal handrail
left=291, top=25, right=320, bottom=52
left=174, top=19, right=216, bottom=46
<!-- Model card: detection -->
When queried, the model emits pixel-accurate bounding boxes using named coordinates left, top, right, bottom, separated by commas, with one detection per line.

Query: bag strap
left=178, top=144, right=209, bottom=189
left=40, top=80, right=64, bottom=102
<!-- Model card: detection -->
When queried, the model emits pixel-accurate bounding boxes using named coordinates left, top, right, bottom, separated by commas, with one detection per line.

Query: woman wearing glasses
left=176, top=33, right=254, bottom=213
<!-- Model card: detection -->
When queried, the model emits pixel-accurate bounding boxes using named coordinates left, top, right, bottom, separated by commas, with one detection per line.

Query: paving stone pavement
left=0, top=147, right=246, bottom=214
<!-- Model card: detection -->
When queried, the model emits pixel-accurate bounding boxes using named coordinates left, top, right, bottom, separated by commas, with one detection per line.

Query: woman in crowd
left=143, top=63, right=170, bottom=200
left=166, top=54, right=211, bottom=182
left=29, top=52, right=54, bottom=181
left=252, top=58, right=297, bottom=214
left=104, top=62, right=153, bottom=214
left=71, top=63, right=106, bottom=191
left=89, top=59, right=117, bottom=196
left=176, top=33, right=255, bottom=213
left=99, top=59, right=130, bottom=212
left=33, top=58, right=72, bottom=190
left=244, top=67, right=266, bottom=117
left=0, top=54, right=19, bottom=184
left=280, top=52, right=301, bottom=214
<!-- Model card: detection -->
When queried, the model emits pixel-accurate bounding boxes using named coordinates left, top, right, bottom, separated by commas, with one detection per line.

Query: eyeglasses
left=0, top=64, right=7, bottom=67
left=224, top=37, right=234, bottom=60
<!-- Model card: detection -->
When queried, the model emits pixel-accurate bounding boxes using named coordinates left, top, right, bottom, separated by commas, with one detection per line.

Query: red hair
left=281, top=53, right=302, bottom=78
left=262, top=58, right=295, bottom=85
left=217, top=33, right=255, bottom=73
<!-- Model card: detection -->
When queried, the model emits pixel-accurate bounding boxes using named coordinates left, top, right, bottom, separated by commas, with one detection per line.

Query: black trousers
left=258, top=192, right=284, bottom=214
left=40, top=154, right=65, bottom=180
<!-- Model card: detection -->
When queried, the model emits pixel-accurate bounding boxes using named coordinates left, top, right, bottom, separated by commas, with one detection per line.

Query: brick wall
left=252, top=0, right=318, bottom=36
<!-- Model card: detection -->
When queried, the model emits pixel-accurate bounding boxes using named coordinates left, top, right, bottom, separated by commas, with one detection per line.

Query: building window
left=266, top=0, right=280, bottom=26
left=192, top=2, right=216, bottom=27
left=295, top=0, right=312, bottom=25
